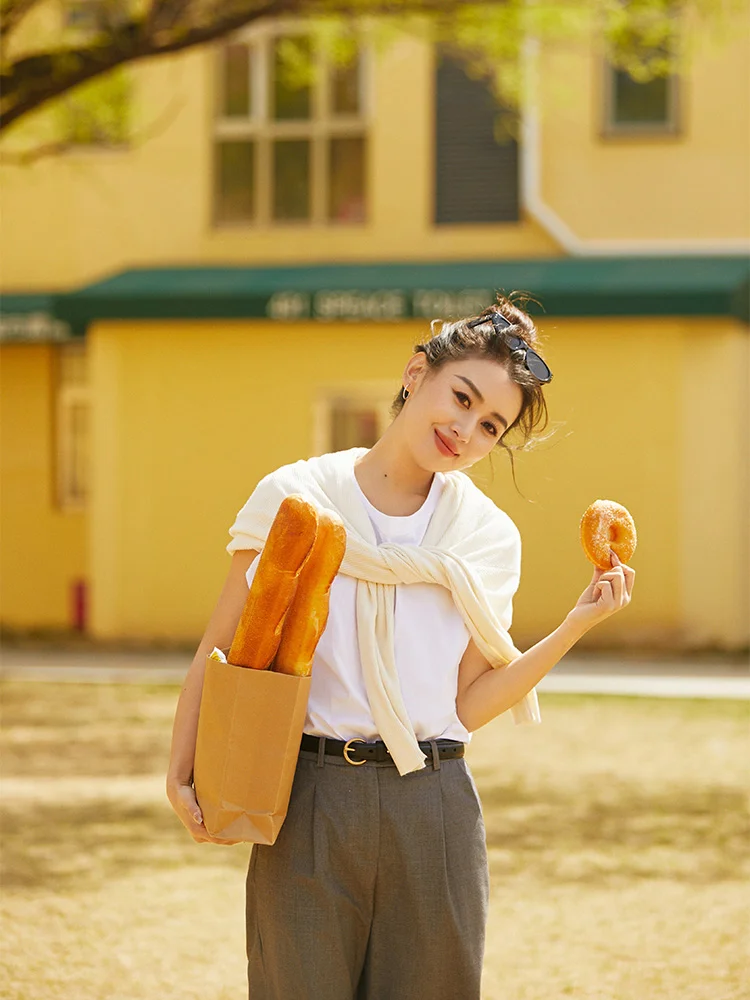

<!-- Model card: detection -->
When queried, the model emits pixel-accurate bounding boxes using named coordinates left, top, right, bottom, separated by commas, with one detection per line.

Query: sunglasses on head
left=466, top=312, right=553, bottom=384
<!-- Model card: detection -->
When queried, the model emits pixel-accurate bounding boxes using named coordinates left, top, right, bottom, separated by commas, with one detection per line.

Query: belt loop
left=317, top=736, right=326, bottom=768
left=429, top=739, right=441, bottom=771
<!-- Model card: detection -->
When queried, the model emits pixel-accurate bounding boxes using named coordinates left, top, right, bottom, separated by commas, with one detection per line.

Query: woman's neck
left=353, top=436, right=435, bottom=516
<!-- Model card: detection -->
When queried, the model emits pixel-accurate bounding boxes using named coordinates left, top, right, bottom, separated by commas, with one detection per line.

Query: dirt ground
left=1, top=681, right=748, bottom=1000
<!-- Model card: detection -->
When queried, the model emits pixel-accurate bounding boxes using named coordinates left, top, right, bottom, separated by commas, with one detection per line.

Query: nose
left=450, top=420, right=470, bottom=444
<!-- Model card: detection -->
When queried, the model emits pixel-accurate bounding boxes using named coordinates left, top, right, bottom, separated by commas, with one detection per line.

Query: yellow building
left=1, top=13, right=748, bottom=652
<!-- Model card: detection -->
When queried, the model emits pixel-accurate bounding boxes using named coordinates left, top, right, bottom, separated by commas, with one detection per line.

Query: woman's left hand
left=566, top=550, right=636, bottom=632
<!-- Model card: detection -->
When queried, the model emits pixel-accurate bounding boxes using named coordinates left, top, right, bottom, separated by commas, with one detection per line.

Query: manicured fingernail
left=193, top=813, right=202, bottom=824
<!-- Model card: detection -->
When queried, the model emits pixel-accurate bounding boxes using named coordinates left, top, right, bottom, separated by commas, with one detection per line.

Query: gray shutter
left=434, top=53, right=519, bottom=224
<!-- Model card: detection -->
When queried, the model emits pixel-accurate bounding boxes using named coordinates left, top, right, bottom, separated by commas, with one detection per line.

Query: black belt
left=299, top=733, right=465, bottom=765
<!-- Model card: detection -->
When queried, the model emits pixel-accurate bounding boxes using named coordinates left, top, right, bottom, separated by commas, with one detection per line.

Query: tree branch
left=0, top=86, right=186, bottom=164
left=2, top=0, right=707, bottom=137
left=0, top=0, right=297, bottom=132
left=0, top=0, right=505, bottom=133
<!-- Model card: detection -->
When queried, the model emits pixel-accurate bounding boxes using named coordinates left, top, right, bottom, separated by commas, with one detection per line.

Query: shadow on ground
left=478, top=776, right=747, bottom=885
left=1, top=797, right=249, bottom=892
left=3, top=682, right=747, bottom=899
left=2, top=777, right=745, bottom=893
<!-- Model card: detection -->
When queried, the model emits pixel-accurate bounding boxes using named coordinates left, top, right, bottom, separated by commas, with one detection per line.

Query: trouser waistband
left=299, top=733, right=465, bottom=766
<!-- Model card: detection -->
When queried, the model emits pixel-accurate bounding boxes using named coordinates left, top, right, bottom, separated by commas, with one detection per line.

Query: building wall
left=679, top=324, right=749, bottom=647
left=3, top=318, right=746, bottom=650
left=537, top=21, right=750, bottom=244
left=1, top=13, right=747, bottom=650
left=0, top=344, right=87, bottom=629
left=2, top=16, right=748, bottom=291
left=0, top=38, right=557, bottom=293
left=82, top=316, right=748, bottom=651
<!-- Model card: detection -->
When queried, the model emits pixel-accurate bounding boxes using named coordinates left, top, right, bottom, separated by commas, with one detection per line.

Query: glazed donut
left=580, top=499, right=637, bottom=570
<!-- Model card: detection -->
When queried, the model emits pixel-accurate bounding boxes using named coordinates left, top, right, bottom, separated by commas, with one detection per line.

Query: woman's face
left=401, top=356, right=524, bottom=472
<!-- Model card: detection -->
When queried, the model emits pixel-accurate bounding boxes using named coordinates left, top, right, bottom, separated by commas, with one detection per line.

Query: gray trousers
left=245, top=741, right=489, bottom=1000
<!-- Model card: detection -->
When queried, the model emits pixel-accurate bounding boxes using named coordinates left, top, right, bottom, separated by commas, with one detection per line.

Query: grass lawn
left=1, top=680, right=748, bottom=1000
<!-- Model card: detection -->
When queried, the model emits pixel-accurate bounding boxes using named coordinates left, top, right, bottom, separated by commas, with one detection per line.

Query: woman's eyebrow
left=455, top=375, right=508, bottom=429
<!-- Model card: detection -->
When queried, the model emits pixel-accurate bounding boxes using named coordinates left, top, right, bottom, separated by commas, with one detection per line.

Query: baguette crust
left=228, top=494, right=319, bottom=669
left=273, top=512, right=347, bottom=677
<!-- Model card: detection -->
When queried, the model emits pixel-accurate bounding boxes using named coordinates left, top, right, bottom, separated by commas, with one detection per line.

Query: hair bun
left=491, top=293, right=545, bottom=352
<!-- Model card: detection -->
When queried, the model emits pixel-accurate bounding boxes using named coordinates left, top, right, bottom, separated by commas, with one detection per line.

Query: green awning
left=0, top=293, right=75, bottom=342
left=33, top=255, right=750, bottom=333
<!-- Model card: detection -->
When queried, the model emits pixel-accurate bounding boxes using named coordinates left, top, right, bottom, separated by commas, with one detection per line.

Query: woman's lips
left=434, top=429, right=457, bottom=457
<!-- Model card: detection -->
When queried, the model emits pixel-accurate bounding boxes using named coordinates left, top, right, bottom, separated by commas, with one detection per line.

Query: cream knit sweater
left=227, top=447, right=540, bottom=775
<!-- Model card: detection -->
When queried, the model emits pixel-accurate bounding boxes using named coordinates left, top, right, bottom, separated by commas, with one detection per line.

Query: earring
left=401, top=384, right=410, bottom=401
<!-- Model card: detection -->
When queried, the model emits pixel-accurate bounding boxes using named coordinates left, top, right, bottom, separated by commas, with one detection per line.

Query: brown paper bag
left=193, top=654, right=312, bottom=845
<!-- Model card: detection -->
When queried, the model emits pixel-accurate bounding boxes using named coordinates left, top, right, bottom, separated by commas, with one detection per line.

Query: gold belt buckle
left=343, top=737, right=367, bottom=765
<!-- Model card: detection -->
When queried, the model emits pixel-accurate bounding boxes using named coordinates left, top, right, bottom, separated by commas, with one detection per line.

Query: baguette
left=228, top=494, right=319, bottom=669
left=272, top=511, right=347, bottom=677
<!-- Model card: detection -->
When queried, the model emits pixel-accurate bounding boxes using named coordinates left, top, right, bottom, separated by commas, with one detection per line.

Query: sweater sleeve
left=455, top=499, right=540, bottom=724
left=460, top=498, right=522, bottom=639
left=485, top=509, right=541, bottom=726
left=225, top=468, right=286, bottom=555
left=493, top=515, right=521, bottom=633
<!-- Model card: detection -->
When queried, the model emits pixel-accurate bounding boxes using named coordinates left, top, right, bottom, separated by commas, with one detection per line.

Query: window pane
left=273, top=36, right=311, bottom=120
left=65, top=1, right=101, bottom=30
left=328, top=137, right=366, bottom=223
left=222, top=44, right=250, bottom=117
left=331, top=404, right=378, bottom=450
left=331, top=55, right=360, bottom=114
left=64, top=0, right=118, bottom=32
left=273, top=140, right=310, bottom=220
left=434, top=52, right=519, bottom=224
left=613, top=71, right=670, bottom=124
left=215, top=141, right=255, bottom=222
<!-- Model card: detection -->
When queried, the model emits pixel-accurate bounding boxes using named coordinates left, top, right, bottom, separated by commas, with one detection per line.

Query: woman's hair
left=390, top=292, right=551, bottom=490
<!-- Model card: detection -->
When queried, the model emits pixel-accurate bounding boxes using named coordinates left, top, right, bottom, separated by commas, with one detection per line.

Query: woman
left=166, top=296, right=635, bottom=1000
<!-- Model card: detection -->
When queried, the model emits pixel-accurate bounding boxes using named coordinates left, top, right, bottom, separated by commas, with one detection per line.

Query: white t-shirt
left=244, top=466, right=472, bottom=743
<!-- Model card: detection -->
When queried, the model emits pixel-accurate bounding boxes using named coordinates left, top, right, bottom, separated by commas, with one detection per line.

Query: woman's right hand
left=165, top=550, right=260, bottom=847
left=566, top=550, right=635, bottom=632
left=166, top=778, right=244, bottom=846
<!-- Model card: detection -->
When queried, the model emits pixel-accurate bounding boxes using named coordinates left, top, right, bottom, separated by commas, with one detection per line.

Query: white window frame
left=601, top=59, right=681, bottom=136
left=213, top=19, right=372, bottom=226
left=54, top=343, right=89, bottom=511
left=312, top=381, right=395, bottom=456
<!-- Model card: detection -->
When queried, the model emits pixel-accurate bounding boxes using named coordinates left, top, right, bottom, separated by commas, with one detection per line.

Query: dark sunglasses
left=467, top=312, right=553, bottom=384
